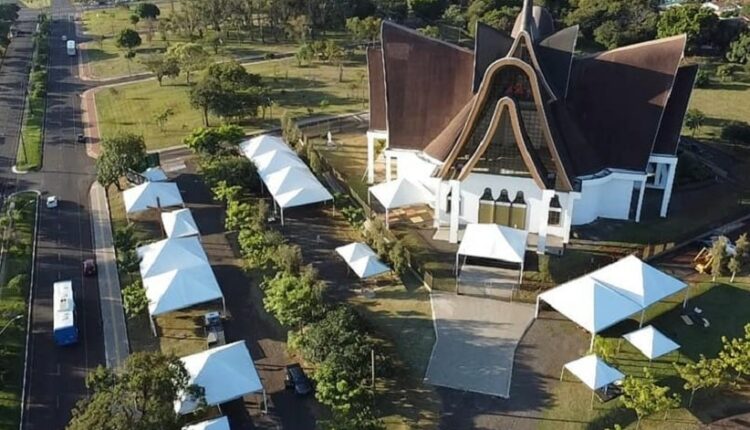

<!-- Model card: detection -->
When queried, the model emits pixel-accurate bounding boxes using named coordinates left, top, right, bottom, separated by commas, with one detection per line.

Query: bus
left=53, top=280, right=78, bottom=346
left=66, top=40, right=76, bottom=56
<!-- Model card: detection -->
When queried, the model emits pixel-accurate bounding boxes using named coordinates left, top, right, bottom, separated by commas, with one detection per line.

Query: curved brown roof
left=566, top=35, right=686, bottom=174
left=367, top=47, right=386, bottom=131
left=381, top=21, right=474, bottom=152
left=654, top=65, right=698, bottom=155
left=474, top=22, right=514, bottom=92
left=423, top=97, right=474, bottom=162
left=537, top=25, right=578, bottom=98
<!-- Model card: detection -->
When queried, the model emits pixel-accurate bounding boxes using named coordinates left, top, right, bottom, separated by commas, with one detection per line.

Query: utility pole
left=0, top=314, right=22, bottom=337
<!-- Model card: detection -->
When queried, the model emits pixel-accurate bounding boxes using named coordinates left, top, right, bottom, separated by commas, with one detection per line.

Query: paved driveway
left=425, top=291, right=535, bottom=398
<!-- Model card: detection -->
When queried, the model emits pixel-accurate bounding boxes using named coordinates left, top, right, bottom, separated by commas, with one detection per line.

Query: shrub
left=262, top=269, right=326, bottom=328
left=272, top=243, right=303, bottom=274
left=5, top=274, right=29, bottom=294
left=721, top=121, right=750, bottom=144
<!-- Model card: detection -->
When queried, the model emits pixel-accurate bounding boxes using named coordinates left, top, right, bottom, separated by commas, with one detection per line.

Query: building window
left=548, top=195, right=562, bottom=226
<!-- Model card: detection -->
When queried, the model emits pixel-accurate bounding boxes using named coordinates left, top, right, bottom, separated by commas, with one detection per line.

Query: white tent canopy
left=162, top=208, right=200, bottom=238
left=562, top=354, right=624, bottom=390
left=240, top=135, right=333, bottom=225
left=142, top=166, right=168, bottom=182
left=588, top=255, right=687, bottom=309
left=335, top=242, right=390, bottom=279
left=176, top=341, right=265, bottom=415
left=537, top=276, right=642, bottom=349
left=182, top=417, right=230, bottom=430
left=123, top=182, right=183, bottom=215
left=142, top=266, right=223, bottom=316
left=457, top=224, right=528, bottom=265
left=137, top=237, right=208, bottom=278
left=368, top=178, right=433, bottom=228
left=622, top=325, right=680, bottom=360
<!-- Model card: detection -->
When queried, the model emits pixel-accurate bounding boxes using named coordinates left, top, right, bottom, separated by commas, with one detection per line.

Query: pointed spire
left=520, top=0, right=534, bottom=41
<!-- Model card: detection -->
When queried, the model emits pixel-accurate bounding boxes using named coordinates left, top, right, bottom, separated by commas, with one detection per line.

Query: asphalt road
left=5, top=1, right=106, bottom=429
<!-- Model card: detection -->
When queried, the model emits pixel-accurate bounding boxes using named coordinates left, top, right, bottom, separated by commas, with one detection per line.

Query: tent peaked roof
left=369, top=177, right=433, bottom=209
left=457, top=224, right=528, bottom=264
left=176, top=341, right=263, bottom=415
left=274, top=183, right=333, bottom=209
left=123, top=182, right=183, bottom=214
left=336, top=242, right=390, bottom=279
left=141, top=166, right=168, bottom=182
left=336, top=242, right=377, bottom=262
left=162, top=208, right=200, bottom=238
left=623, top=325, right=680, bottom=359
left=239, top=134, right=290, bottom=159
left=262, top=166, right=317, bottom=194
left=137, top=237, right=208, bottom=278
left=142, top=265, right=222, bottom=316
left=589, top=255, right=687, bottom=307
left=564, top=354, right=624, bottom=390
left=252, top=149, right=307, bottom=175
left=182, top=417, right=230, bottom=430
left=538, top=276, right=641, bottom=333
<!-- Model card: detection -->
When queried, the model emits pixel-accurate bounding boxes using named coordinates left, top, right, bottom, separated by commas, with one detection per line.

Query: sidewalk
left=90, top=181, right=129, bottom=368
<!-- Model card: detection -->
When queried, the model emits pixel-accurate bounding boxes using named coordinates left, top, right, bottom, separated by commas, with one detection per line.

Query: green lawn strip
left=16, top=95, right=44, bottom=171
left=541, top=280, right=750, bottom=429
left=106, top=181, right=207, bottom=356
left=95, top=57, right=367, bottom=150
left=81, top=3, right=320, bottom=79
left=0, top=192, right=38, bottom=429
left=0, top=0, right=48, bottom=8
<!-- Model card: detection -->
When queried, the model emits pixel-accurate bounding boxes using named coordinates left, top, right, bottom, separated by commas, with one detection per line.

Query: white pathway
left=425, top=291, right=535, bottom=398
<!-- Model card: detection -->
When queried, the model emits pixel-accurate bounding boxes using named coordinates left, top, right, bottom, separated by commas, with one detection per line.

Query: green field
left=0, top=0, right=49, bottom=8
left=16, top=94, right=44, bottom=171
left=81, top=3, right=298, bottom=79
left=0, top=192, right=38, bottom=429
left=95, top=56, right=368, bottom=149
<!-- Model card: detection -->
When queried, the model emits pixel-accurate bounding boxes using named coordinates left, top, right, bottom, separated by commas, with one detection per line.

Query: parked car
left=61, top=35, right=67, bottom=41
left=284, top=364, right=313, bottom=396
left=46, top=196, right=58, bottom=209
left=83, top=259, right=97, bottom=276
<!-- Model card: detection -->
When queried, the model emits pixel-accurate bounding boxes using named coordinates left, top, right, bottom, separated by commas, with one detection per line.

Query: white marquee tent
left=240, top=135, right=333, bottom=226
left=368, top=178, right=433, bottom=228
left=176, top=341, right=265, bottom=415
left=162, top=208, right=200, bottom=238
left=123, top=182, right=183, bottom=215
left=142, top=266, right=224, bottom=316
left=588, top=255, right=688, bottom=313
left=335, top=242, right=390, bottom=279
left=536, top=276, right=642, bottom=350
left=137, top=237, right=208, bottom=278
left=141, top=166, right=168, bottom=182
left=561, top=354, right=624, bottom=408
left=622, top=325, right=680, bottom=360
left=182, top=417, right=230, bottom=430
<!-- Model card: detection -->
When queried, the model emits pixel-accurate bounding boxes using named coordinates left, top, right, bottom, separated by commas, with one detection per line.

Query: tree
left=211, top=180, right=243, bottom=204
left=410, top=0, right=447, bottom=21
left=388, top=241, right=409, bottom=275
left=272, top=243, right=304, bottom=274
left=154, top=107, right=175, bottom=132
left=719, top=324, right=750, bottom=381
left=657, top=3, right=718, bottom=53
left=736, top=233, right=749, bottom=261
left=620, top=370, right=681, bottom=429
left=418, top=25, right=440, bottom=38
left=96, top=133, right=148, bottom=189
left=727, top=32, right=750, bottom=64
left=296, top=43, right=314, bottom=67
left=728, top=256, right=742, bottom=283
left=346, top=16, right=382, bottom=43
left=716, top=63, right=738, bottom=82
left=566, top=0, right=657, bottom=49
left=139, top=54, right=180, bottom=86
left=468, top=4, right=520, bottom=35
left=694, top=69, right=710, bottom=88
left=190, top=62, right=264, bottom=124
left=320, top=407, right=385, bottom=430
left=239, top=228, right=281, bottom=270
left=225, top=200, right=253, bottom=231
left=183, top=125, right=245, bottom=155
left=135, top=2, right=161, bottom=20
left=118, top=249, right=141, bottom=274
left=129, top=14, right=140, bottom=26
left=721, top=121, right=750, bottom=145
left=165, top=42, right=210, bottom=84
left=684, top=109, right=706, bottom=137
left=206, top=61, right=262, bottom=88
left=373, top=0, right=408, bottom=21
left=115, top=28, right=142, bottom=53
left=442, top=4, right=466, bottom=28
left=67, top=352, right=204, bottom=430
left=198, top=155, right=259, bottom=190
left=710, top=236, right=729, bottom=280
left=675, top=355, right=727, bottom=407
left=286, top=15, right=311, bottom=42
left=114, top=223, right=136, bottom=251
left=122, top=280, right=148, bottom=318
left=263, top=269, right=326, bottom=328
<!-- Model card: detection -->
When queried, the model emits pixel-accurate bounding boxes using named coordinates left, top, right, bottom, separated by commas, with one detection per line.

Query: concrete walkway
left=425, top=291, right=535, bottom=398
left=90, top=181, right=129, bottom=368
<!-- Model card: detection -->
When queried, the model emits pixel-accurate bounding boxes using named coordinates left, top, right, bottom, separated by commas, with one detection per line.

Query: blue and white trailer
left=53, top=280, right=78, bottom=346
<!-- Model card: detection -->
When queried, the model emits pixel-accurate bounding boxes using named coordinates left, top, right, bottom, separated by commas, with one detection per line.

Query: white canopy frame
left=621, top=325, right=680, bottom=362
left=560, top=354, right=624, bottom=409
left=123, top=182, right=184, bottom=216
left=367, top=178, right=433, bottom=229
left=335, top=242, right=391, bottom=279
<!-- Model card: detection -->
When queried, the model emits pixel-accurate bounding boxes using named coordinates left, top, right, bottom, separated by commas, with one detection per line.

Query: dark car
left=76, top=134, right=86, bottom=144
left=83, top=259, right=97, bottom=276
left=284, top=364, right=313, bottom=396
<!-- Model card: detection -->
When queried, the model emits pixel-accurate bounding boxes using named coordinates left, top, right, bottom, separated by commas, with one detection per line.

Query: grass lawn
left=81, top=3, right=299, bottom=79
left=0, top=0, right=49, bottom=8
left=106, top=181, right=205, bottom=356
left=95, top=56, right=367, bottom=150
left=0, top=192, right=38, bottom=429
left=539, top=277, right=750, bottom=430
left=16, top=95, right=44, bottom=171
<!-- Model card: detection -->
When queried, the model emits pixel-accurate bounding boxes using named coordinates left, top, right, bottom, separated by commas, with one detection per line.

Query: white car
left=46, top=196, right=58, bottom=209
left=61, top=35, right=67, bottom=41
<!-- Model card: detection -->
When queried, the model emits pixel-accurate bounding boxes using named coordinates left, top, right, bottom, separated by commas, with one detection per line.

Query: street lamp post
left=0, top=314, right=23, bottom=337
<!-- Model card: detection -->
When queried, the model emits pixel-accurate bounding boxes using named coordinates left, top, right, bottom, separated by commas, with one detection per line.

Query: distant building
left=366, top=0, right=697, bottom=252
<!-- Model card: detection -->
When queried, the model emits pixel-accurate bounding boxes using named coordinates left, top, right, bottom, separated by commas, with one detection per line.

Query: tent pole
left=263, top=389, right=268, bottom=414
left=222, top=297, right=226, bottom=314
left=385, top=210, right=389, bottom=229
left=589, top=333, right=595, bottom=352
left=281, top=208, right=285, bottom=227
left=454, top=253, right=459, bottom=276
left=559, top=366, right=565, bottom=381
left=683, top=284, right=690, bottom=309
left=150, top=316, right=157, bottom=337
left=590, top=391, right=595, bottom=410
left=639, top=309, right=645, bottom=328
left=535, top=296, right=540, bottom=318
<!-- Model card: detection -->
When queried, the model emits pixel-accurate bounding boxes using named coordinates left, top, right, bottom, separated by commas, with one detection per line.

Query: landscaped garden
left=0, top=192, right=38, bottom=429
